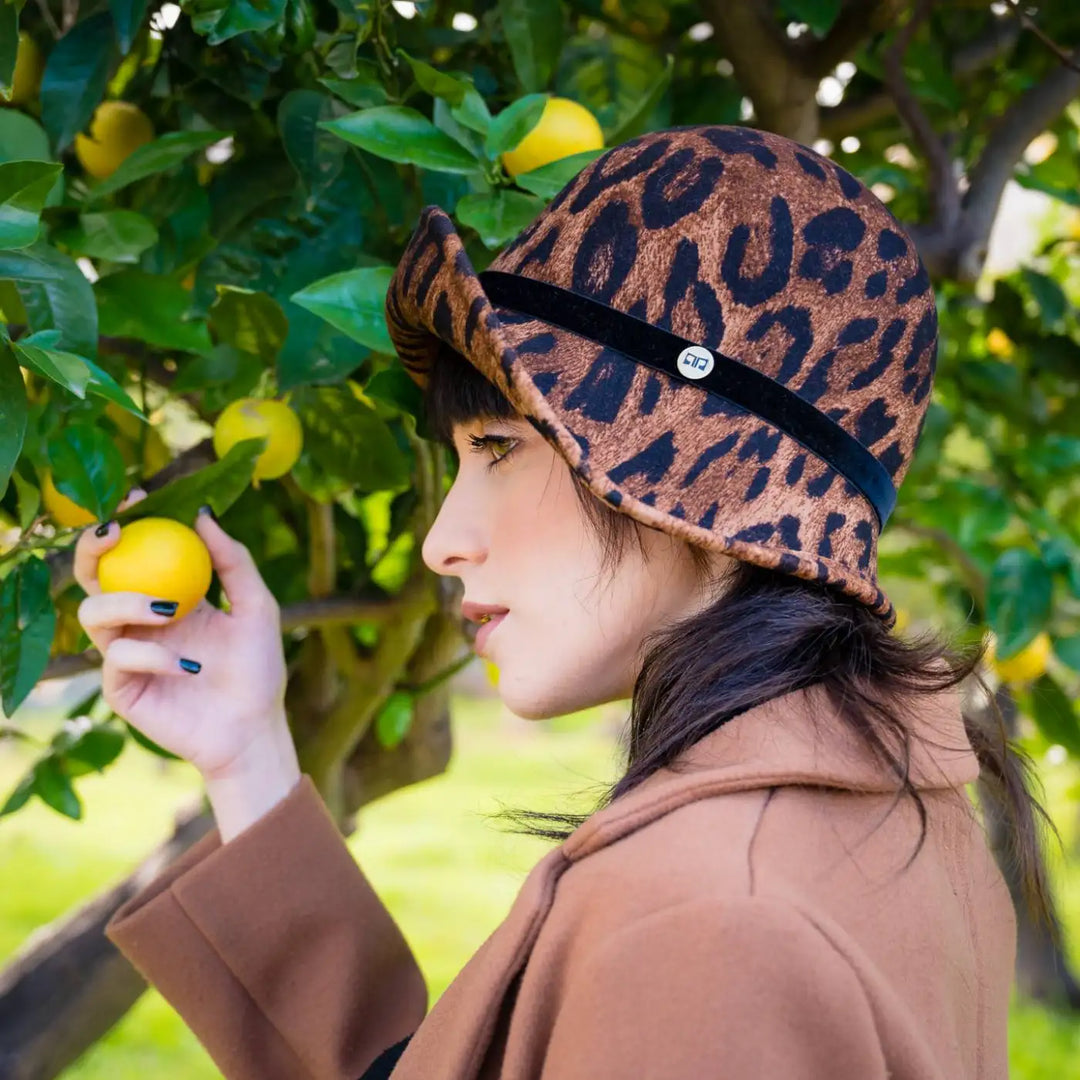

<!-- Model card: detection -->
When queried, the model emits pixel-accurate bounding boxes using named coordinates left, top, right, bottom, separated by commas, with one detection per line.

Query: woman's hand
left=74, top=491, right=291, bottom=781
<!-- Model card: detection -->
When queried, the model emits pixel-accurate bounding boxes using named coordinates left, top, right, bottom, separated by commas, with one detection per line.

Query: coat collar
left=562, top=679, right=978, bottom=861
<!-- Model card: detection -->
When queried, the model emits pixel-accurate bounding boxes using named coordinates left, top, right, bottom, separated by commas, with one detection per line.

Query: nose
left=421, top=475, right=488, bottom=576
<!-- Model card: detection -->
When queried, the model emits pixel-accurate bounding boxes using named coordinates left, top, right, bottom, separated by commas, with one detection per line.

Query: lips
left=462, top=600, right=510, bottom=624
left=473, top=612, right=507, bottom=656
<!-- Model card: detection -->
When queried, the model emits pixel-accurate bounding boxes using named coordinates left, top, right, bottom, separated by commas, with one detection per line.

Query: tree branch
left=1002, top=0, right=1080, bottom=75
left=959, top=49, right=1080, bottom=278
left=797, top=0, right=907, bottom=79
left=882, top=0, right=961, bottom=236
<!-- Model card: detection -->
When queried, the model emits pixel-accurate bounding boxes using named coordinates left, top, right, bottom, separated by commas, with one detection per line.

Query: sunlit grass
left=1, top=692, right=1076, bottom=1076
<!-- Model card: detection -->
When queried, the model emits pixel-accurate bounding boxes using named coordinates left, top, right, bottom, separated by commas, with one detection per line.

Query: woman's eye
left=466, top=433, right=517, bottom=469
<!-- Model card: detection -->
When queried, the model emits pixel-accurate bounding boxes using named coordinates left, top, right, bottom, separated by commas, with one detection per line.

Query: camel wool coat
left=104, top=680, right=1016, bottom=1080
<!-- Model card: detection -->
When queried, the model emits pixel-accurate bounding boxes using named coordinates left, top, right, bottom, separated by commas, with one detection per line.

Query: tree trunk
left=0, top=800, right=214, bottom=1080
left=975, top=683, right=1080, bottom=1009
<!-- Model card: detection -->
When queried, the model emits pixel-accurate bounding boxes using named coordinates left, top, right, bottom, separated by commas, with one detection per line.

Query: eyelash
left=466, top=433, right=517, bottom=471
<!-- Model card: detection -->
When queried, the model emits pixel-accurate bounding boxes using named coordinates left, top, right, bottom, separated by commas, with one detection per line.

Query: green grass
left=1, top=695, right=1077, bottom=1077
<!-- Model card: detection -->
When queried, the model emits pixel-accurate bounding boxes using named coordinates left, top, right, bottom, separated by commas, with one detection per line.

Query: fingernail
left=179, top=658, right=201, bottom=674
left=95, top=521, right=112, bottom=538
left=198, top=504, right=217, bottom=522
left=150, top=600, right=178, bottom=616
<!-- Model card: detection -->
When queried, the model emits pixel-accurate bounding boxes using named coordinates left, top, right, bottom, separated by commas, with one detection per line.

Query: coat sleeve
left=539, top=896, right=888, bottom=1080
left=104, top=773, right=428, bottom=1080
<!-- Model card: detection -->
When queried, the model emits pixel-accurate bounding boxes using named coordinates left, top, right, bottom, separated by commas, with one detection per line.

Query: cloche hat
left=385, top=125, right=939, bottom=630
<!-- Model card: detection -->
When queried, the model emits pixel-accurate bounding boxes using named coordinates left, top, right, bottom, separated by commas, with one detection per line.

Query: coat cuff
left=105, top=773, right=428, bottom=1080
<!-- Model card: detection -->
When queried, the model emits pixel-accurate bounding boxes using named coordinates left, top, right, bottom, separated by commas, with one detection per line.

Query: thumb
left=193, top=507, right=275, bottom=619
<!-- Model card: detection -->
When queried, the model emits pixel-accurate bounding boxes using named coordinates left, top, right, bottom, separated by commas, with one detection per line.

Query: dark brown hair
left=424, top=343, right=1060, bottom=936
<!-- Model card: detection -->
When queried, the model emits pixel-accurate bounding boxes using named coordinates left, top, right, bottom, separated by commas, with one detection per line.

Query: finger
left=192, top=509, right=277, bottom=620
left=102, top=637, right=199, bottom=695
left=72, top=488, right=148, bottom=597
left=79, top=591, right=182, bottom=632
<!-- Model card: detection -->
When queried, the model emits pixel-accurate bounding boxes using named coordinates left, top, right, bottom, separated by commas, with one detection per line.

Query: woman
left=79, top=127, right=1048, bottom=1079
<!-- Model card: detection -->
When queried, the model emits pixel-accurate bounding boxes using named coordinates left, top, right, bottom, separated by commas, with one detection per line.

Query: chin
left=497, top=669, right=621, bottom=721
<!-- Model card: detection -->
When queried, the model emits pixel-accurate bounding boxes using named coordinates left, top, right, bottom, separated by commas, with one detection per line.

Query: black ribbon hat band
left=478, top=270, right=897, bottom=531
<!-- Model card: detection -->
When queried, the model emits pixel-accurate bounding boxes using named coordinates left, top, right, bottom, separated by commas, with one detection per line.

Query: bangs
left=422, top=340, right=518, bottom=446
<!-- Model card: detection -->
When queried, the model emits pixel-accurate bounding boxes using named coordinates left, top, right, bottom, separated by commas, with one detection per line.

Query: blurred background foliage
left=0, top=0, right=1079, bottom=1074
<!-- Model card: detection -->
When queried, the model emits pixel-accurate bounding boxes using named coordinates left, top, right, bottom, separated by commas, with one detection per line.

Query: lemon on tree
left=501, top=97, right=604, bottom=178
left=2, top=32, right=44, bottom=108
left=98, top=518, right=212, bottom=621
left=212, top=397, right=303, bottom=487
left=986, top=631, right=1052, bottom=685
left=74, top=101, right=154, bottom=180
left=40, top=469, right=98, bottom=528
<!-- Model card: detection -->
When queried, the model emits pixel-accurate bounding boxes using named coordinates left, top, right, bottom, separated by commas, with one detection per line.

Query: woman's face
left=422, top=415, right=732, bottom=719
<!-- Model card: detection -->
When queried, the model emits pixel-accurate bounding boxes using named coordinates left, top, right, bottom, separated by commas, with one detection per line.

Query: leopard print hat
left=385, top=125, right=938, bottom=630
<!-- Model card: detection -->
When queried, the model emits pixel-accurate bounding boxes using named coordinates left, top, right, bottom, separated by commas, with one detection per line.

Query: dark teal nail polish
left=95, top=521, right=112, bottom=537
left=198, top=503, right=217, bottom=522
left=179, top=658, right=201, bottom=674
left=151, top=600, right=178, bottom=616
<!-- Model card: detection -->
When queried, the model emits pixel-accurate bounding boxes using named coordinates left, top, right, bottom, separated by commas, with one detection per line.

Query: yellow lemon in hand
left=98, top=517, right=212, bottom=621
left=987, top=631, right=1052, bottom=685
left=4, top=32, right=45, bottom=108
left=40, top=470, right=98, bottom=528
left=74, top=101, right=154, bottom=180
left=501, top=97, right=604, bottom=178
left=212, top=398, right=303, bottom=485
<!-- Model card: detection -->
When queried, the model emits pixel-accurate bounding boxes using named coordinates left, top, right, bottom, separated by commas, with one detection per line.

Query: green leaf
left=398, top=49, right=470, bottom=106
left=292, top=385, right=410, bottom=492
left=124, top=720, right=182, bottom=760
left=110, top=0, right=150, bottom=53
left=455, top=189, right=544, bottom=248
left=608, top=52, right=672, bottom=146
left=290, top=266, right=394, bottom=354
left=0, top=113, right=63, bottom=208
left=47, top=424, right=127, bottom=522
left=278, top=90, right=346, bottom=202
left=486, top=94, right=548, bottom=159
left=12, top=340, right=91, bottom=397
left=374, top=689, right=414, bottom=749
left=53, top=210, right=158, bottom=263
left=364, top=367, right=422, bottom=416
left=318, top=77, right=388, bottom=110
left=986, top=549, right=1053, bottom=658
left=52, top=716, right=126, bottom=771
left=85, top=129, right=229, bottom=202
left=320, top=106, right=482, bottom=174
left=115, top=437, right=262, bottom=527
left=40, top=12, right=116, bottom=153
left=0, top=769, right=36, bottom=818
left=34, top=756, right=83, bottom=819
left=778, top=0, right=841, bottom=36
left=498, top=0, right=562, bottom=92
left=80, top=353, right=143, bottom=415
left=513, top=148, right=606, bottom=198
left=95, top=270, right=212, bottom=353
left=1020, top=267, right=1067, bottom=331
left=1028, top=673, right=1080, bottom=758
left=187, top=0, right=287, bottom=45
left=171, top=343, right=263, bottom=395
left=0, top=558, right=55, bottom=719
left=1052, top=634, right=1080, bottom=672
left=209, top=286, right=289, bottom=362
left=451, top=87, right=493, bottom=136
left=0, top=161, right=63, bottom=250
left=0, top=343, right=28, bottom=498
left=0, top=243, right=98, bottom=357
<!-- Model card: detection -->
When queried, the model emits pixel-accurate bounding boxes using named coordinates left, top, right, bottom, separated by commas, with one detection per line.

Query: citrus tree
left=1, top=0, right=1080, bottom=1070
